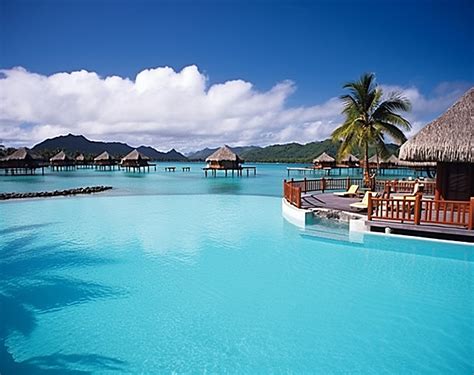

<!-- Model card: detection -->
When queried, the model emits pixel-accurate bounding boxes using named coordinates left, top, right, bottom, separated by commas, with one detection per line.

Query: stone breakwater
left=0, top=186, right=112, bottom=200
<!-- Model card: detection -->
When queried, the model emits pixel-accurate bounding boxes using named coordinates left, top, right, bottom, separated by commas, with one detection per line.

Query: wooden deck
left=299, top=192, right=474, bottom=242
left=367, top=221, right=474, bottom=242
left=284, top=177, right=473, bottom=242
left=301, top=192, right=360, bottom=211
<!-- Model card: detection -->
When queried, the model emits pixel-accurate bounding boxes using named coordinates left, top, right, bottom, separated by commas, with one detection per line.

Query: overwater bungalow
left=50, top=151, right=75, bottom=171
left=0, top=147, right=45, bottom=175
left=94, top=151, right=119, bottom=170
left=313, top=152, right=336, bottom=169
left=366, top=87, right=474, bottom=237
left=204, top=145, right=256, bottom=177
left=339, top=153, right=359, bottom=168
left=399, top=87, right=473, bottom=201
left=75, top=153, right=93, bottom=168
left=283, top=88, right=473, bottom=240
left=121, top=149, right=155, bottom=172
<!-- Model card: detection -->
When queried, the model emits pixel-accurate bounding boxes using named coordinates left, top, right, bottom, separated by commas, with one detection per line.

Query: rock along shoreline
left=0, top=186, right=113, bottom=201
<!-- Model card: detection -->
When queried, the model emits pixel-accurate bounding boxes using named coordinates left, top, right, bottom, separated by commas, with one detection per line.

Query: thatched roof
left=340, top=153, right=359, bottom=162
left=206, top=146, right=241, bottom=162
left=121, top=149, right=149, bottom=162
left=94, top=151, right=113, bottom=161
left=399, top=87, right=474, bottom=162
left=313, top=152, right=335, bottom=163
left=397, top=160, right=436, bottom=168
left=386, top=154, right=399, bottom=164
left=368, top=154, right=379, bottom=163
left=50, top=151, right=72, bottom=162
left=367, top=154, right=399, bottom=164
left=76, top=154, right=85, bottom=161
left=3, top=147, right=38, bottom=161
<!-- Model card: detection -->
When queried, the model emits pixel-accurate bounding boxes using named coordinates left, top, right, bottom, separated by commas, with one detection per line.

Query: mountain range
left=32, top=134, right=188, bottom=161
left=28, top=134, right=400, bottom=163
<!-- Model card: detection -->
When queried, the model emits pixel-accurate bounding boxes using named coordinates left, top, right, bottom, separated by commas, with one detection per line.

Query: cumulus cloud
left=0, top=65, right=470, bottom=151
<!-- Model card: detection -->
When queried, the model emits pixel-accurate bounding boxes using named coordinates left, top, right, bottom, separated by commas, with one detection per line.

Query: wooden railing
left=283, top=177, right=369, bottom=208
left=375, top=180, right=436, bottom=195
left=368, top=194, right=474, bottom=229
left=283, top=180, right=302, bottom=208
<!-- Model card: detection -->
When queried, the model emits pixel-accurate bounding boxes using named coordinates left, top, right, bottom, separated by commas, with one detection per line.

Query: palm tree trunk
left=364, top=141, right=370, bottom=187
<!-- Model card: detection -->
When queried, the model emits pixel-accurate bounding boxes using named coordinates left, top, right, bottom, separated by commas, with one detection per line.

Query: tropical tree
left=331, top=73, right=411, bottom=184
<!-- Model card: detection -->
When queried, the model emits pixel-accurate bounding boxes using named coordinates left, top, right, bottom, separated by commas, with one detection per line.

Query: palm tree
left=331, top=73, right=411, bottom=184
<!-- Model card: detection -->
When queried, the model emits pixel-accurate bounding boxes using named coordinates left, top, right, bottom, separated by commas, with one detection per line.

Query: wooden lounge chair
left=333, top=184, right=359, bottom=197
left=392, top=182, right=423, bottom=200
left=350, top=191, right=378, bottom=211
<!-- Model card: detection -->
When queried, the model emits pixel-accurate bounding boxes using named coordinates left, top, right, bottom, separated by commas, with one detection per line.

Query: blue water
left=0, top=164, right=472, bottom=374
left=0, top=162, right=429, bottom=197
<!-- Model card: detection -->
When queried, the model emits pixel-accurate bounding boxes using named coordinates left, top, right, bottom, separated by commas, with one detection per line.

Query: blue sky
left=0, top=0, right=473, bottom=150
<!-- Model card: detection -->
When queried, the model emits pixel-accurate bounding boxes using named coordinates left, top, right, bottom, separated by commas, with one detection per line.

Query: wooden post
left=367, top=193, right=373, bottom=221
left=468, top=197, right=474, bottom=230
left=414, top=193, right=422, bottom=225
left=296, top=187, right=301, bottom=208
left=321, top=177, right=325, bottom=193
left=304, top=177, right=307, bottom=193
left=346, top=177, right=350, bottom=190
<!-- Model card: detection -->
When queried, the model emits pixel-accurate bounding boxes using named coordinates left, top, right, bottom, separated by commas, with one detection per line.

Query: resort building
left=94, top=151, right=119, bottom=170
left=313, top=152, right=336, bottom=169
left=0, top=147, right=45, bottom=175
left=75, top=153, right=93, bottom=168
left=204, top=145, right=256, bottom=177
left=120, top=149, right=154, bottom=172
left=339, top=153, right=359, bottom=168
left=283, top=88, right=473, bottom=240
left=399, top=87, right=473, bottom=201
left=50, top=151, right=75, bottom=171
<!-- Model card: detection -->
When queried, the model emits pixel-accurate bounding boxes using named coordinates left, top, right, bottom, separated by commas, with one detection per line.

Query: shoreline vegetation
left=0, top=186, right=112, bottom=200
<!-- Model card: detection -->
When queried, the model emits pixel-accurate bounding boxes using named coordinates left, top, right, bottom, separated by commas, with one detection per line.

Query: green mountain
left=32, top=134, right=188, bottom=161
left=189, top=140, right=400, bottom=163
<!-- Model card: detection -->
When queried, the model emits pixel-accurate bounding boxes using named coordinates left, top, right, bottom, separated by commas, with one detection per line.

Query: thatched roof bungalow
left=121, top=149, right=151, bottom=171
left=75, top=153, right=93, bottom=168
left=50, top=151, right=75, bottom=170
left=0, top=147, right=44, bottom=175
left=399, top=87, right=473, bottom=200
left=363, top=154, right=398, bottom=169
left=94, top=151, right=115, bottom=164
left=313, top=152, right=336, bottom=168
left=206, top=146, right=243, bottom=170
left=339, top=153, right=359, bottom=167
left=94, top=151, right=118, bottom=170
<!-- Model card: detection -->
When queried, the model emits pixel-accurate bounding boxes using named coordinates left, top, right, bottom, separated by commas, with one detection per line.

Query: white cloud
left=0, top=65, right=470, bottom=151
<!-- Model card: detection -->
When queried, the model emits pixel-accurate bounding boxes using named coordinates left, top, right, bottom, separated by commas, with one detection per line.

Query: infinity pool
left=1, top=192, right=472, bottom=374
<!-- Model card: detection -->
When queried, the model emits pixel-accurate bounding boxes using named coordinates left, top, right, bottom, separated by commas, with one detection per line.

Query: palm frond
left=375, top=121, right=408, bottom=144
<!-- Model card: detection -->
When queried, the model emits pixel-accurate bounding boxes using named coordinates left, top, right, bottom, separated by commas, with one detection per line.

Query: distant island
left=1, top=134, right=400, bottom=163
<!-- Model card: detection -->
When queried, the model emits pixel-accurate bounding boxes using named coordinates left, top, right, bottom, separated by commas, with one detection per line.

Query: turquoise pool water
left=0, top=165, right=472, bottom=374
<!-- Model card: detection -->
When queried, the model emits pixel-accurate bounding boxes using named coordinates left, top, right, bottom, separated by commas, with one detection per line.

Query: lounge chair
left=392, top=182, right=423, bottom=200
left=350, top=191, right=378, bottom=211
left=333, top=184, right=359, bottom=197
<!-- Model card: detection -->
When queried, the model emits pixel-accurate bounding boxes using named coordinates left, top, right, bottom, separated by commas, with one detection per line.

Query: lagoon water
left=1, top=163, right=472, bottom=374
